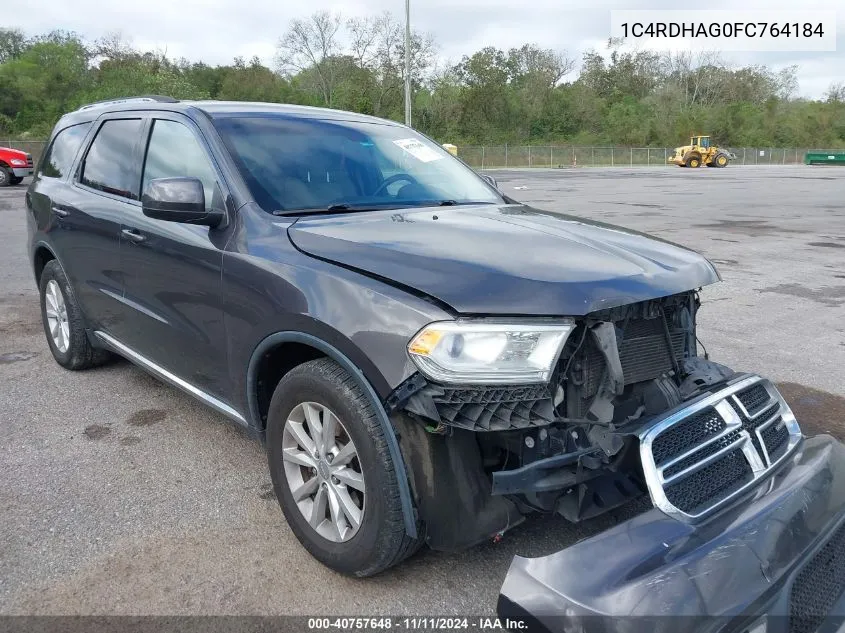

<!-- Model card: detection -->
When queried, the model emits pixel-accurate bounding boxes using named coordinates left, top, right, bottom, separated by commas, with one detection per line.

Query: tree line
left=2, top=16, right=845, bottom=148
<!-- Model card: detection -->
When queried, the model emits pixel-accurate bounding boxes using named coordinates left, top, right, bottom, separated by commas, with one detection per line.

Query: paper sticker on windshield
left=393, top=138, right=443, bottom=163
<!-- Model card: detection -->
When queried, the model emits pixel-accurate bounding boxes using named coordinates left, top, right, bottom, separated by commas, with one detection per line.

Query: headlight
left=10, top=158, right=25, bottom=166
left=407, top=320, right=575, bottom=385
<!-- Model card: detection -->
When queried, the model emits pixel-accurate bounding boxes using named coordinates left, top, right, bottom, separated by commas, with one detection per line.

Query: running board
left=94, top=331, right=248, bottom=426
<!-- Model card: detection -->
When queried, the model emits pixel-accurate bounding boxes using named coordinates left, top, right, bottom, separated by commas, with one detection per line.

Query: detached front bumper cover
left=499, top=434, right=845, bottom=633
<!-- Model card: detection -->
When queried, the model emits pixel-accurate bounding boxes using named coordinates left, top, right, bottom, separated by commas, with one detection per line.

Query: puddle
left=0, top=351, right=37, bottom=364
left=777, top=383, right=845, bottom=440
left=126, top=409, right=167, bottom=427
left=83, top=424, right=111, bottom=441
left=808, top=242, right=845, bottom=249
left=694, top=219, right=808, bottom=236
left=760, top=283, right=845, bottom=307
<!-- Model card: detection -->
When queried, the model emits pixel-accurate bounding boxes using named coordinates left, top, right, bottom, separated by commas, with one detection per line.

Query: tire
left=713, top=153, right=729, bottom=168
left=686, top=154, right=702, bottom=168
left=39, top=259, right=112, bottom=370
left=0, top=167, right=11, bottom=187
left=10, top=176, right=23, bottom=185
left=266, top=358, right=422, bottom=577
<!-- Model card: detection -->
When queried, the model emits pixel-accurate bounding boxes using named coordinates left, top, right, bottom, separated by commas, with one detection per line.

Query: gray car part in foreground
left=498, top=431, right=845, bottom=633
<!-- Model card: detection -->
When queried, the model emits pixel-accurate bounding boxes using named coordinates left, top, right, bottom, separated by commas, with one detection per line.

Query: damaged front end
left=388, top=290, right=845, bottom=630
left=390, top=291, right=748, bottom=541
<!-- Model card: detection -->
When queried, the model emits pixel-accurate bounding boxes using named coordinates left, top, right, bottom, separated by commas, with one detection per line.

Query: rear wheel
left=686, top=154, right=702, bottom=168
left=266, top=358, right=421, bottom=577
left=39, top=260, right=112, bottom=369
left=0, top=167, right=11, bottom=187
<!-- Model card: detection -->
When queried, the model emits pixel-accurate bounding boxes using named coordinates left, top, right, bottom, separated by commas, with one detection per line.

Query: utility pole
left=404, top=0, right=412, bottom=127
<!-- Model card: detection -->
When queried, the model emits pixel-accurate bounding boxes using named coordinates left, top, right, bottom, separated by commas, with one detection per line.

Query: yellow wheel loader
left=668, top=135, right=735, bottom=168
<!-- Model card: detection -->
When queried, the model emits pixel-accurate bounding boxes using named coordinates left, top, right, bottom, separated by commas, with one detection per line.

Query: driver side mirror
left=142, top=177, right=223, bottom=228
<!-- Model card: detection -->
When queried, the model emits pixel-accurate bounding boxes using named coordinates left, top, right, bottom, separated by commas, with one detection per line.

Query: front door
left=111, top=114, right=232, bottom=401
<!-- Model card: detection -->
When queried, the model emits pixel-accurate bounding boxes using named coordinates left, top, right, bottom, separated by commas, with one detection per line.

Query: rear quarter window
left=39, top=122, right=92, bottom=179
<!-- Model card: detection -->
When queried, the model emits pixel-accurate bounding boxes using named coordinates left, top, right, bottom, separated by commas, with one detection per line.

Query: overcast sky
left=11, top=0, right=843, bottom=98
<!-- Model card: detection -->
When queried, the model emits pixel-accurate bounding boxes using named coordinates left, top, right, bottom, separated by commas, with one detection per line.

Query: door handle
left=121, top=228, right=147, bottom=243
left=51, top=206, right=69, bottom=218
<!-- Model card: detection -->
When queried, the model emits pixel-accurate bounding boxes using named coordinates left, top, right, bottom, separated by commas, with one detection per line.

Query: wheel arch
left=32, top=241, right=58, bottom=285
left=246, top=330, right=418, bottom=538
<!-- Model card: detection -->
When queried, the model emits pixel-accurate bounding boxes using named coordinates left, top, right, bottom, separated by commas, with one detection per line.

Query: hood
left=1, top=147, right=28, bottom=160
left=288, top=204, right=720, bottom=316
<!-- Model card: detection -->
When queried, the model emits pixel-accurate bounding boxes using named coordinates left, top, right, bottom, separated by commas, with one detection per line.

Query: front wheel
left=0, top=167, right=11, bottom=187
left=9, top=176, right=23, bottom=185
left=266, top=358, right=422, bottom=577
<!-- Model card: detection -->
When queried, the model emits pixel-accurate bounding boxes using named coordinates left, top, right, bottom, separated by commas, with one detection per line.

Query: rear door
left=32, top=117, right=144, bottom=329
left=109, top=112, right=231, bottom=400
left=71, top=116, right=147, bottom=329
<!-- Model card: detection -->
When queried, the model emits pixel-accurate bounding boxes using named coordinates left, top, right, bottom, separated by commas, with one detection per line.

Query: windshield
left=213, top=115, right=502, bottom=213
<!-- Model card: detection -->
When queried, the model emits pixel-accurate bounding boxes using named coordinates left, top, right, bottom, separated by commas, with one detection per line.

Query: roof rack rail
left=76, top=95, right=179, bottom=111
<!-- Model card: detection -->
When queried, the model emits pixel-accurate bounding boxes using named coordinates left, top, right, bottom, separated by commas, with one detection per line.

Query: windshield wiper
left=434, top=199, right=496, bottom=206
left=272, top=199, right=497, bottom=216
left=272, top=203, right=396, bottom=216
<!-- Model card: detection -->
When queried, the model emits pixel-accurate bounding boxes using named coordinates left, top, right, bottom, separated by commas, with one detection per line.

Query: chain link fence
left=456, top=145, right=839, bottom=169
left=3, top=140, right=839, bottom=172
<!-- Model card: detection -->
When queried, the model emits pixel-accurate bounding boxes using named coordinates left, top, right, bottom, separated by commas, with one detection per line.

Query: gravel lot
left=2, top=165, right=844, bottom=616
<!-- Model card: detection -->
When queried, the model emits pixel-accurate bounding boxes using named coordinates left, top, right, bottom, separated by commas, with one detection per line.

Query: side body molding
left=246, top=331, right=418, bottom=538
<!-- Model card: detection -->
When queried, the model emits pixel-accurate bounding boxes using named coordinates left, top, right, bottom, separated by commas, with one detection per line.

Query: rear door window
left=39, top=122, right=92, bottom=179
left=80, top=119, right=144, bottom=199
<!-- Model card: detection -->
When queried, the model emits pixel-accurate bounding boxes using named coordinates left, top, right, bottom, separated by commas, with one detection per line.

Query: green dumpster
left=805, top=152, right=845, bottom=165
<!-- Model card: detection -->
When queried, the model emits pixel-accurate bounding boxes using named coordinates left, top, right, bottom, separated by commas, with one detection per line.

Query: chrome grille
left=731, top=399, right=780, bottom=458
left=639, top=375, right=802, bottom=521
left=662, top=428, right=742, bottom=479
left=651, top=407, right=725, bottom=466
left=762, top=418, right=790, bottom=463
left=736, top=383, right=770, bottom=416
left=664, top=448, right=753, bottom=514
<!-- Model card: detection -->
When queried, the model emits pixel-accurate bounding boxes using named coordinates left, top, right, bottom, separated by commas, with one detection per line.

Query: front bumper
left=11, top=167, right=33, bottom=178
left=498, top=434, right=845, bottom=633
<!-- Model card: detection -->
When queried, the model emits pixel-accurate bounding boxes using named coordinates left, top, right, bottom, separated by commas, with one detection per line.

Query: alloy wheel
left=281, top=401, right=366, bottom=542
left=45, top=280, right=70, bottom=353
